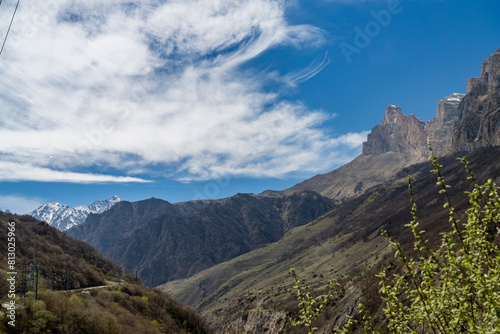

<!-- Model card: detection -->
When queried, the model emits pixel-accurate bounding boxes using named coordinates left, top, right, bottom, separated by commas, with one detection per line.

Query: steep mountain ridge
left=362, top=105, right=427, bottom=158
left=281, top=106, right=433, bottom=202
left=105, top=191, right=335, bottom=285
left=285, top=49, right=500, bottom=203
left=284, top=83, right=491, bottom=201
left=67, top=197, right=210, bottom=255
left=67, top=191, right=335, bottom=286
left=30, top=195, right=122, bottom=231
left=454, top=47, right=500, bottom=151
left=282, top=151, right=422, bottom=200
left=363, top=93, right=468, bottom=158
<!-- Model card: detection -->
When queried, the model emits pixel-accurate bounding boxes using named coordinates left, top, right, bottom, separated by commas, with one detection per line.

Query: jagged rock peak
left=362, top=104, right=426, bottom=158
left=363, top=48, right=500, bottom=159
left=363, top=91, right=467, bottom=159
left=455, top=48, right=500, bottom=151
left=425, top=93, right=465, bottom=155
left=467, top=48, right=500, bottom=95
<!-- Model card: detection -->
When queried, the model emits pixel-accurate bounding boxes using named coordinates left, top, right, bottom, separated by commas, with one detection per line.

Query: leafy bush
left=370, top=151, right=500, bottom=333
left=289, top=268, right=337, bottom=333
left=293, top=145, right=500, bottom=333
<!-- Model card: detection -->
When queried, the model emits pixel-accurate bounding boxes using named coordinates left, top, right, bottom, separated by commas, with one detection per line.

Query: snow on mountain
left=446, top=92, right=465, bottom=103
left=29, top=196, right=122, bottom=231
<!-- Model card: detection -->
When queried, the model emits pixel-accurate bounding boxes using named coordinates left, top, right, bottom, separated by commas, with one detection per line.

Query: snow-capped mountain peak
left=88, top=195, right=121, bottom=213
left=29, top=196, right=122, bottom=231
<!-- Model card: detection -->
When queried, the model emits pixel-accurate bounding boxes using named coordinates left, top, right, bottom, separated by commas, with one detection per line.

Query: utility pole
left=20, top=261, right=27, bottom=305
left=66, top=268, right=74, bottom=291
left=47, top=270, right=54, bottom=290
left=29, top=263, right=35, bottom=294
left=35, top=265, right=39, bottom=300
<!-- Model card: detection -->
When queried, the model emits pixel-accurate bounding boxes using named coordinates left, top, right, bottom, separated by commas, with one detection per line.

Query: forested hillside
left=0, top=212, right=211, bottom=334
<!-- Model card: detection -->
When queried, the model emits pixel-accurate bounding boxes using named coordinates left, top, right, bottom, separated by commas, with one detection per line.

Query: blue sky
left=0, top=0, right=499, bottom=214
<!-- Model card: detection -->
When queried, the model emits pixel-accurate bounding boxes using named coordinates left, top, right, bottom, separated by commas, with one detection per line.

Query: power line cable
left=0, top=0, right=21, bottom=56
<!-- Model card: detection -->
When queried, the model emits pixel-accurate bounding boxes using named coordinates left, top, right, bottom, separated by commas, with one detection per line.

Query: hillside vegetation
left=0, top=212, right=122, bottom=292
left=0, top=213, right=212, bottom=334
left=292, top=150, right=500, bottom=333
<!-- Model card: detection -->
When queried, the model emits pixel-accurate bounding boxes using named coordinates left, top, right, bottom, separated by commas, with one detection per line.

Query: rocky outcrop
left=282, top=48, right=500, bottom=202
left=286, top=106, right=430, bottom=202
left=286, top=97, right=464, bottom=202
left=362, top=105, right=427, bottom=158
left=363, top=92, right=468, bottom=159
left=426, top=93, right=466, bottom=156
left=365, top=48, right=500, bottom=157
left=453, top=48, right=500, bottom=151
left=222, top=311, right=286, bottom=334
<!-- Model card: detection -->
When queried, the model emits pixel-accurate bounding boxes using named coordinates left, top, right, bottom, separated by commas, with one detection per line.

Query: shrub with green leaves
left=290, top=267, right=337, bottom=334
left=293, top=144, right=500, bottom=333
left=373, top=148, right=500, bottom=333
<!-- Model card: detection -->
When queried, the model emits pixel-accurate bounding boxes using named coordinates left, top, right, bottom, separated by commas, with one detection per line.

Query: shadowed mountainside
left=67, top=198, right=211, bottom=254
left=106, top=191, right=335, bottom=285
left=68, top=191, right=335, bottom=286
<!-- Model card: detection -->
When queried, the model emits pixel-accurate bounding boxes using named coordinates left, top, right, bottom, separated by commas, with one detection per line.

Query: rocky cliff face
left=288, top=95, right=465, bottom=201
left=363, top=49, right=500, bottom=157
left=285, top=48, right=500, bottom=202
left=453, top=48, right=500, bottom=151
left=362, top=105, right=427, bottom=158
left=425, top=93, right=466, bottom=156
left=362, top=93, right=467, bottom=159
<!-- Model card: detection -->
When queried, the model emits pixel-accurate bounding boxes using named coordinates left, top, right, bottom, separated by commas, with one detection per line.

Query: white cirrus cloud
left=0, top=194, right=46, bottom=215
left=0, top=161, right=149, bottom=183
left=0, top=0, right=366, bottom=183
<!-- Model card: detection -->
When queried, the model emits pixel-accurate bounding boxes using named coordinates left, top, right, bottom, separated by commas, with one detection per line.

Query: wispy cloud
left=0, top=0, right=366, bottom=183
left=0, top=161, right=149, bottom=183
left=0, top=194, right=45, bottom=214
left=283, top=53, right=330, bottom=87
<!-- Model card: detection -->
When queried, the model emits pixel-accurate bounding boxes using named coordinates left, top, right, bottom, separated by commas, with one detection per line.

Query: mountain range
left=29, top=195, right=122, bottom=231
left=62, top=47, right=500, bottom=332
left=67, top=192, right=335, bottom=285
